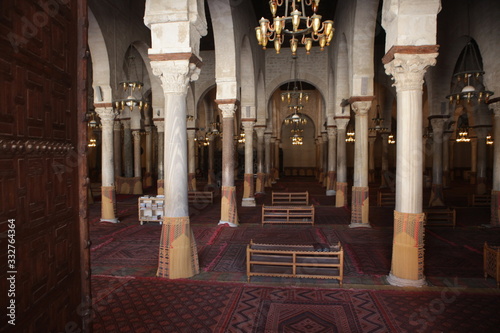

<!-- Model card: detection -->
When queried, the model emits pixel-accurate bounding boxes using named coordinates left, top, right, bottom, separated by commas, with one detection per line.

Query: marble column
left=449, top=139, right=455, bottom=181
left=255, top=126, right=266, bottom=194
left=144, top=122, right=154, bottom=187
left=470, top=138, right=477, bottom=184
left=380, top=133, right=389, bottom=188
left=322, top=133, right=328, bottom=187
left=95, top=106, right=119, bottom=223
left=155, top=120, right=165, bottom=194
left=150, top=58, right=201, bottom=279
left=187, top=128, right=197, bottom=191
left=326, top=126, right=337, bottom=196
left=491, top=104, right=500, bottom=226
left=335, top=117, right=350, bottom=207
left=273, top=138, right=280, bottom=181
left=428, top=116, right=448, bottom=207
left=242, top=120, right=256, bottom=207
left=218, top=101, right=239, bottom=227
left=384, top=51, right=438, bottom=287
left=122, top=119, right=133, bottom=178
left=132, top=130, right=143, bottom=194
left=350, top=99, right=372, bottom=228
left=475, top=126, right=489, bottom=195
left=442, top=130, right=452, bottom=188
left=113, top=120, right=122, bottom=177
left=368, top=135, right=376, bottom=184
left=207, top=135, right=216, bottom=187
left=264, top=133, right=272, bottom=187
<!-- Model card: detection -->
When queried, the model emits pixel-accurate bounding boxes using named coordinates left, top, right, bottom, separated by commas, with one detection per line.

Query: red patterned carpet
left=89, top=178, right=500, bottom=331
left=91, top=276, right=500, bottom=333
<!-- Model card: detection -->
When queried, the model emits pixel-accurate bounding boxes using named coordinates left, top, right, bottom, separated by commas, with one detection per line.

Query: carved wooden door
left=0, top=0, right=91, bottom=331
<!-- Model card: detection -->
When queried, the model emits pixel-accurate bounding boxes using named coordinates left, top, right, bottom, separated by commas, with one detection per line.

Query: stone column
left=449, top=139, right=455, bottom=181
left=428, top=116, right=448, bottom=207
left=132, top=130, right=143, bottom=194
left=368, top=135, right=376, bottom=183
left=475, top=126, right=489, bottom=195
left=322, top=132, right=328, bottom=187
left=150, top=59, right=201, bottom=279
left=207, top=135, right=216, bottom=187
left=242, top=120, right=256, bottom=207
left=217, top=101, right=239, bottom=227
left=384, top=51, right=438, bottom=287
left=113, top=120, right=122, bottom=177
left=144, top=122, right=154, bottom=187
left=187, top=128, right=197, bottom=191
left=155, top=120, right=165, bottom=194
left=95, top=106, right=119, bottom=223
left=491, top=104, right=500, bottom=226
left=442, top=130, right=452, bottom=188
left=274, top=138, right=281, bottom=181
left=470, top=138, right=477, bottom=184
left=326, top=126, right=337, bottom=196
left=350, top=99, right=372, bottom=228
left=255, top=126, right=266, bottom=194
left=264, top=132, right=272, bottom=187
left=380, top=133, right=389, bottom=188
left=122, top=119, right=133, bottom=178
left=335, top=117, right=350, bottom=207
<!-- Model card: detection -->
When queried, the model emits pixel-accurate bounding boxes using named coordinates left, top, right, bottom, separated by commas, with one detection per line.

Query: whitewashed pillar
left=350, top=99, right=372, bottom=228
left=429, top=116, right=447, bottom=207
left=335, top=117, right=350, bottom=207
left=242, top=120, right=256, bottom=207
left=255, top=126, right=266, bottom=194
left=122, top=119, right=133, bottom=178
left=217, top=101, right=239, bottom=226
left=113, top=120, right=122, bottom=177
left=326, top=126, right=337, bottom=196
left=155, top=119, right=165, bottom=194
left=384, top=51, right=438, bottom=287
left=491, top=104, right=500, bottom=226
left=187, top=128, right=197, bottom=191
left=95, top=106, right=119, bottom=223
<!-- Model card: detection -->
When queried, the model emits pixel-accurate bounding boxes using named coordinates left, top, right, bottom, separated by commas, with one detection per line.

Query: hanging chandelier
left=255, top=0, right=334, bottom=56
left=290, top=123, right=304, bottom=145
left=368, top=105, right=388, bottom=132
left=456, top=127, right=471, bottom=143
left=283, top=56, right=309, bottom=125
left=446, top=38, right=494, bottom=105
left=345, top=125, right=355, bottom=143
left=487, top=134, right=494, bottom=145
left=388, top=134, right=395, bottom=144
left=113, top=56, right=149, bottom=113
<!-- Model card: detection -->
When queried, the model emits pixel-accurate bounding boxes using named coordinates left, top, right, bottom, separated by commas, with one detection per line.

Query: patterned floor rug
left=91, top=276, right=500, bottom=333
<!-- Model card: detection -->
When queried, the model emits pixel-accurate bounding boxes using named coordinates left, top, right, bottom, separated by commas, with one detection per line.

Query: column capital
left=334, top=117, right=350, bottom=130
left=242, top=120, right=255, bottom=133
left=385, top=52, right=438, bottom=92
left=154, top=120, right=165, bottom=132
left=430, top=116, right=448, bottom=136
left=351, top=100, right=372, bottom=116
left=369, top=136, right=377, bottom=143
left=95, top=107, right=117, bottom=128
left=264, top=133, right=272, bottom=143
left=216, top=101, right=238, bottom=118
left=322, top=132, right=328, bottom=142
left=150, top=59, right=201, bottom=95
left=491, top=102, right=500, bottom=116
left=254, top=126, right=266, bottom=138
left=121, top=119, right=131, bottom=129
left=132, top=130, right=142, bottom=139
left=113, top=119, right=122, bottom=131
left=327, top=126, right=337, bottom=139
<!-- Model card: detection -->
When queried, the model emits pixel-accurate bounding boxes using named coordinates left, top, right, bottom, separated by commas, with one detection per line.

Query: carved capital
left=154, top=120, right=165, bottom=132
left=334, top=117, right=350, bottom=131
left=95, top=107, right=117, bottom=129
left=132, top=130, right=142, bottom=140
left=150, top=60, right=201, bottom=95
left=218, top=103, right=237, bottom=119
left=492, top=103, right=500, bottom=116
left=351, top=101, right=372, bottom=116
left=327, top=127, right=337, bottom=139
left=242, top=120, right=255, bottom=134
left=385, top=53, right=438, bottom=92
left=254, top=126, right=266, bottom=138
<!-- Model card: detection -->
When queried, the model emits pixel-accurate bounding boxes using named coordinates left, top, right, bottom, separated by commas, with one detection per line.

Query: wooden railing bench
left=377, top=190, right=395, bottom=207
left=271, top=191, right=309, bottom=206
left=188, top=191, right=214, bottom=205
left=246, top=240, right=344, bottom=286
left=262, top=205, right=315, bottom=225
left=424, top=207, right=456, bottom=228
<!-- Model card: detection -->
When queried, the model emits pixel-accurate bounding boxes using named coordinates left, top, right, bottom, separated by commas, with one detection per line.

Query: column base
left=349, top=222, right=371, bottom=228
left=326, top=189, right=336, bottom=196
left=218, top=220, right=238, bottom=227
left=100, top=218, right=120, bottom=223
left=241, top=197, right=256, bottom=207
left=386, top=273, right=426, bottom=288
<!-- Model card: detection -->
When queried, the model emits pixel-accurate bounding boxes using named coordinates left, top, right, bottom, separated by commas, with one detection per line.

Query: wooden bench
left=424, top=208, right=456, bottom=228
left=272, top=191, right=309, bottom=205
left=188, top=191, right=214, bottom=204
left=262, top=205, right=315, bottom=225
left=469, top=194, right=491, bottom=207
left=484, top=242, right=500, bottom=288
left=246, top=240, right=344, bottom=286
left=377, top=190, right=395, bottom=207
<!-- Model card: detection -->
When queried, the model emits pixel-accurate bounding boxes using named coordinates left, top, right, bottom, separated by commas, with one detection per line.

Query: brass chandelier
left=255, top=0, right=334, bottom=56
